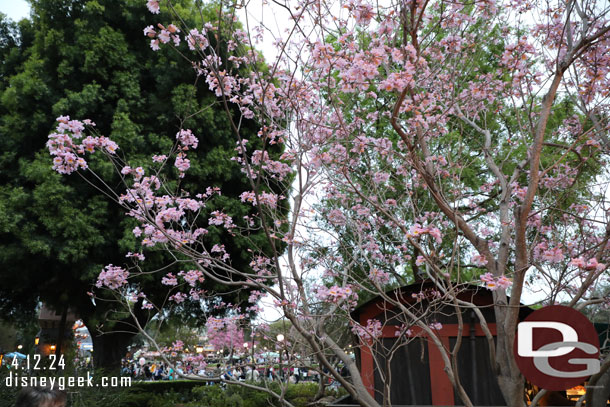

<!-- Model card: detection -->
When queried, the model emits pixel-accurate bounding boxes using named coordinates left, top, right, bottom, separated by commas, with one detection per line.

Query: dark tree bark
left=55, top=307, right=68, bottom=357
left=88, top=329, right=136, bottom=371
left=83, top=298, right=150, bottom=371
left=591, top=369, right=610, bottom=407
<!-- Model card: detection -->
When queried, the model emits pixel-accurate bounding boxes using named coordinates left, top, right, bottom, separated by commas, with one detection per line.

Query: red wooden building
left=352, top=281, right=532, bottom=406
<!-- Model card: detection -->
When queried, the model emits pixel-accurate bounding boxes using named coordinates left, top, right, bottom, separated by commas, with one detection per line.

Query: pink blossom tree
left=47, top=0, right=610, bottom=406
left=206, top=315, right=245, bottom=357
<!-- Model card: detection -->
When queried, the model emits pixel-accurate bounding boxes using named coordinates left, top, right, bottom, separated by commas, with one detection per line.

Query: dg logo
left=514, top=305, right=601, bottom=390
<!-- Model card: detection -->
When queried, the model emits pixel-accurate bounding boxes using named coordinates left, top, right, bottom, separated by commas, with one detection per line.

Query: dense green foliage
left=0, top=0, right=284, bottom=367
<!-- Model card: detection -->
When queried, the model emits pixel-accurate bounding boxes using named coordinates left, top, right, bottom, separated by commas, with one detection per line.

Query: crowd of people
left=120, top=358, right=326, bottom=385
left=121, top=361, right=178, bottom=380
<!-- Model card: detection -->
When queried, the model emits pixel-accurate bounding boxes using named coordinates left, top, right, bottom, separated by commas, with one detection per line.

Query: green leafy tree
left=0, top=0, right=285, bottom=369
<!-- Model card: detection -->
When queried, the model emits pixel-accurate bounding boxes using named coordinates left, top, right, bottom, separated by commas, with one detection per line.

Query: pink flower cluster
left=570, top=257, right=606, bottom=271
left=239, top=191, right=283, bottom=208
left=315, top=285, right=357, bottom=303
left=126, top=252, right=145, bottom=261
left=174, top=153, right=190, bottom=176
left=471, top=254, right=488, bottom=267
left=352, top=319, right=383, bottom=341
left=345, top=0, right=375, bottom=25
left=161, top=273, right=178, bottom=286
left=178, top=270, right=204, bottom=286
left=407, top=223, right=442, bottom=243
left=169, top=292, right=187, bottom=303
left=429, top=322, right=443, bottom=331
left=47, top=116, right=118, bottom=174
left=96, top=265, right=129, bottom=290
left=209, top=211, right=234, bottom=229
left=327, top=209, right=347, bottom=226
left=144, top=22, right=181, bottom=50
left=249, top=150, right=293, bottom=181
left=249, top=256, right=273, bottom=277
left=206, top=316, right=245, bottom=351
left=369, top=268, right=390, bottom=285
left=186, top=28, right=210, bottom=51
left=480, top=273, right=512, bottom=291
left=146, top=0, right=160, bottom=14
left=394, top=324, right=413, bottom=337
left=411, top=289, right=442, bottom=302
left=176, top=129, right=198, bottom=150
left=541, top=247, right=564, bottom=263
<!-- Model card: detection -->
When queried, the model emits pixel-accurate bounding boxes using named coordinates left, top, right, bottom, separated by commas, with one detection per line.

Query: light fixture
left=277, top=334, right=284, bottom=342
left=17, top=345, right=23, bottom=350
left=243, top=342, right=249, bottom=348
left=34, top=337, right=40, bottom=346
left=196, top=345, right=204, bottom=353
left=50, top=345, right=56, bottom=351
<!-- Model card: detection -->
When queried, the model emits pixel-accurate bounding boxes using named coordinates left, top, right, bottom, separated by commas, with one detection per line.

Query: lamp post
left=276, top=334, right=284, bottom=381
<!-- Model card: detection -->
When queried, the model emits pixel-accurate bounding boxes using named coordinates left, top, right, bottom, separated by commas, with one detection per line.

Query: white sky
left=0, top=0, right=30, bottom=21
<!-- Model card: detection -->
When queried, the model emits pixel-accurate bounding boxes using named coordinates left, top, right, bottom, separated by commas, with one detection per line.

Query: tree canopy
left=0, top=0, right=284, bottom=368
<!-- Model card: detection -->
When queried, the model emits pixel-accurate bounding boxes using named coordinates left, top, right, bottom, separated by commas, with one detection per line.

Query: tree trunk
left=315, top=376, right=326, bottom=400
left=55, top=306, right=68, bottom=357
left=497, top=375, right=525, bottom=407
left=89, top=329, right=135, bottom=371
left=590, top=369, right=610, bottom=407
left=494, top=303, right=525, bottom=407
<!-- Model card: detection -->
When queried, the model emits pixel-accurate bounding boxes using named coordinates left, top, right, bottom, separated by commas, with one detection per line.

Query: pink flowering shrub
left=206, top=316, right=245, bottom=353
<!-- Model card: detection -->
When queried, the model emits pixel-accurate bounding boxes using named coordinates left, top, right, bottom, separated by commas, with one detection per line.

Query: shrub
left=189, top=382, right=337, bottom=407
left=192, top=385, right=243, bottom=407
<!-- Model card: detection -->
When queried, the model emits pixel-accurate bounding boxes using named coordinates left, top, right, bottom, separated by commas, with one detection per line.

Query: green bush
left=131, top=380, right=206, bottom=394
left=284, top=382, right=318, bottom=402
left=189, top=382, right=336, bottom=407
left=0, top=367, right=18, bottom=407
left=192, top=385, right=243, bottom=407
left=68, top=385, right=126, bottom=407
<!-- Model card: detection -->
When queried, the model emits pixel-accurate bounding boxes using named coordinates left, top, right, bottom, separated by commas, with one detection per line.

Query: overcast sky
left=0, top=0, right=30, bottom=21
